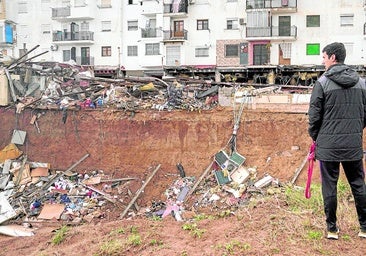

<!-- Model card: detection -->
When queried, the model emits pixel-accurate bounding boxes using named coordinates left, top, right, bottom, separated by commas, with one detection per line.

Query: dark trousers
left=320, top=160, right=366, bottom=232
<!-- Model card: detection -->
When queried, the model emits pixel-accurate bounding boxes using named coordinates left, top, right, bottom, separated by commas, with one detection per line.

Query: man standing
left=308, top=42, right=366, bottom=240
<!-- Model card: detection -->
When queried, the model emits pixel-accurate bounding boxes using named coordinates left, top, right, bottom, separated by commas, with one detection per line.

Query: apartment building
left=0, top=0, right=365, bottom=80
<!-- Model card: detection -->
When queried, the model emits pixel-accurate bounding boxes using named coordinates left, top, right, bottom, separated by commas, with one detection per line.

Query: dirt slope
left=1, top=106, right=365, bottom=255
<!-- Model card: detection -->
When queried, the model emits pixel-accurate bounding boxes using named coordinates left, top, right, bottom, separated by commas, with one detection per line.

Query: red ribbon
left=305, top=141, right=316, bottom=199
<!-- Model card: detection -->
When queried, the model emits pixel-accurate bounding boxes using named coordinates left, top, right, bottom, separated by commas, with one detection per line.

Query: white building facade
left=1, top=0, right=366, bottom=78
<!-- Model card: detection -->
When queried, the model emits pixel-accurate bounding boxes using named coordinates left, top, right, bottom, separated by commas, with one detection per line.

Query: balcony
left=51, top=6, right=95, bottom=21
left=52, top=7, right=71, bottom=18
left=52, top=31, right=94, bottom=44
left=141, top=28, right=161, bottom=38
left=163, top=29, right=187, bottom=41
left=246, top=0, right=297, bottom=13
left=246, top=26, right=297, bottom=40
left=163, top=1, right=188, bottom=17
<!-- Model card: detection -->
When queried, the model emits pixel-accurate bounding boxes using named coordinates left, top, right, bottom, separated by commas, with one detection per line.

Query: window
left=225, top=44, right=239, bottom=57
left=280, top=43, right=291, bottom=58
left=145, top=43, right=159, bottom=55
left=63, top=50, right=71, bottom=62
left=18, top=2, right=28, bottom=14
left=101, top=21, right=111, bottom=32
left=340, top=14, right=354, bottom=26
left=102, top=46, right=111, bottom=56
left=41, top=24, right=51, bottom=34
left=226, top=19, right=238, bottom=30
left=344, top=42, right=354, bottom=57
left=197, top=19, right=209, bottom=30
left=98, top=0, right=111, bottom=8
left=253, top=44, right=268, bottom=65
left=128, top=46, right=138, bottom=56
left=306, top=15, right=320, bottom=27
left=74, top=0, right=85, bottom=7
left=195, top=47, right=209, bottom=57
left=128, top=20, right=138, bottom=31
left=62, top=0, right=71, bottom=6
left=306, top=43, right=320, bottom=55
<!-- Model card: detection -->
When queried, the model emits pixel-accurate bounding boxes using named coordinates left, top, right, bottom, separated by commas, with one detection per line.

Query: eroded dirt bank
left=0, top=106, right=316, bottom=201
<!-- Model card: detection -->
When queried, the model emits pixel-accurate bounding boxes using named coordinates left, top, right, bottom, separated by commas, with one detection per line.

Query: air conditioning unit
left=239, top=18, right=246, bottom=25
left=50, top=44, right=58, bottom=51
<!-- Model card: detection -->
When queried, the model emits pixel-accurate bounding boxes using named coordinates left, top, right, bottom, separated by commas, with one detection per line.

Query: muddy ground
left=0, top=106, right=365, bottom=255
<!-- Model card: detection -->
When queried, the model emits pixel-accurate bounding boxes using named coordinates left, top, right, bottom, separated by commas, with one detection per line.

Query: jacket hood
left=324, top=64, right=360, bottom=88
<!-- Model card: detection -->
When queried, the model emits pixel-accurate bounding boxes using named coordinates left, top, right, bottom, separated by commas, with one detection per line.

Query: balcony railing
left=141, top=28, right=161, bottom=38
left=76, top=56, right=94, bottom=66
left=163, top=1, right=188, bottom=14
left=163, top=29, right=187, bottom=40
left=52, top=7, right=71, bottom=18
left=246, top=0, right=297, bottom=9
left=53, top=31, right=94, bottom=42
left=246, top=26, right=297, bottom=38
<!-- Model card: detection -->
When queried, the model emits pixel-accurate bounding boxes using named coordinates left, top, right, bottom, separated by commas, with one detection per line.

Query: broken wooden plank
left=291, top=154, right=308, bottom=184
left=120, top=164, right=161, bottom=218
left=185, top=161, right=214, bottom=201
left=83, top=184, right=116, bottom=204
left=127, top=189, right=140, bottom=212
left=64, top=153, right=90, bottom=174
left=100, top=177, right=137, bottom=183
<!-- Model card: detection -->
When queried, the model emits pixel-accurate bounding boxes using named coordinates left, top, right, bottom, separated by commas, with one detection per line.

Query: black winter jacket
left=308, top=64, right=366, bottom=161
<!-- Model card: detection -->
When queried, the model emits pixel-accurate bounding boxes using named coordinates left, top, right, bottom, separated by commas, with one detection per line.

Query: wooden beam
left=185, top=161, right=214, bottom=201
left=291, top=154, right=308, bottom=184
left=120, top=164, right=161, bottom=218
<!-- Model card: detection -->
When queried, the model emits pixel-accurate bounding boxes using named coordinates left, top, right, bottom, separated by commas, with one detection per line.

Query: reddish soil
left=0, top=106, right=365, bottom=255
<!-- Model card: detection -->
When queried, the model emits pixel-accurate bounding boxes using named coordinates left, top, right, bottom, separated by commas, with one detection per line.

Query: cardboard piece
left=13, top=164, right=31, bottom=185
left=230, top=166, right=250, bottom=184
left=82, top=176, right=101, bottom=185
left=0, top=143, right=23, bottom=163
left=31, top=167, right=49, bottom=177
left=37, top=204, right=65, bottom=220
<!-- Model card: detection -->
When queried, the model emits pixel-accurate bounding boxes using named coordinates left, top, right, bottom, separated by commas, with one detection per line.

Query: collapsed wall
left=0, top=107, right=314, bottom=187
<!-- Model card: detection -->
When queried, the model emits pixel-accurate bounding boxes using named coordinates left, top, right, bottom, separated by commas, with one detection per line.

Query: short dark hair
left=322, top=42, right=346, bottom=63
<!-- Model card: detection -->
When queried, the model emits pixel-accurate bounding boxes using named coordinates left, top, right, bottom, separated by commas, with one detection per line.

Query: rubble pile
left=2, top=60, right=221, bottom=113
left=0, top=143, right=143, bottom=236
left=146, top=149, right=283, bottom=222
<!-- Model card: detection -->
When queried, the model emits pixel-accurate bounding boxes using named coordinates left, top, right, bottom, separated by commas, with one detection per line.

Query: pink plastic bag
left=305, top=141, right=316, bottom=199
